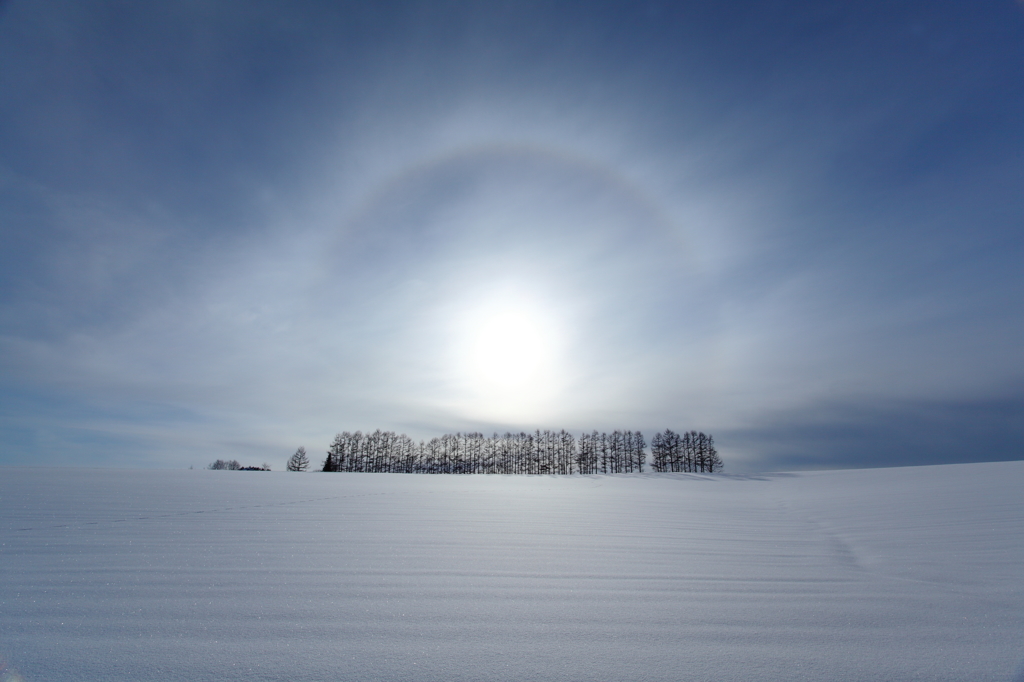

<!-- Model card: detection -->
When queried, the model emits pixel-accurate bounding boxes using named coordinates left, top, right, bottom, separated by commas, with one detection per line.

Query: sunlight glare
left=467, top=309, right=548, bottom=390
left=449, top=286, right=567, bottom=420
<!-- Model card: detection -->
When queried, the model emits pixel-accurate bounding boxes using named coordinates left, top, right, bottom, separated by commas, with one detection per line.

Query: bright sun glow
left=467, top=309, right=549, bottom=390
left=449, top=287, right=567, bottom=420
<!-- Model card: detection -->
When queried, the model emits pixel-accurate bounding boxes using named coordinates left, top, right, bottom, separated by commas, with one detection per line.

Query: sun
left=466, top=308, right=550, bottom=391
left=448, top=286, right=567, bottom=420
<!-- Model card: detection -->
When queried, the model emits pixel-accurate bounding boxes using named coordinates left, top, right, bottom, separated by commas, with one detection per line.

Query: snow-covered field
left=1, top=462, right=1022, bottom=681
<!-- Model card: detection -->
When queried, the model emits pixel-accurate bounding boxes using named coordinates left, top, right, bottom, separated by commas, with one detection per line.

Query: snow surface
left=1, top=462, right=1022, bottom=681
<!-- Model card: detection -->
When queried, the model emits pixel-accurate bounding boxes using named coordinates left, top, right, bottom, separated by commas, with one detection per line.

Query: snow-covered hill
left=1, top=462, right=1022, bottom=681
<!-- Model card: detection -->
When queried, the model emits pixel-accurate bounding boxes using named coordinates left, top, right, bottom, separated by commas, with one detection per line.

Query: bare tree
left=705, top=433, right=723, bottom=473
left=322, top=434, right=344, bottom=472
left=630, top=430, right=647, bottom=473
left=287, top=446, right=310, bottom=472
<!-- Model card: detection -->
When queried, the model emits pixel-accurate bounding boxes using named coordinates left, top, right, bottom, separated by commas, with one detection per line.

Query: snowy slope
left=1, top=462, right=1022, bottom=681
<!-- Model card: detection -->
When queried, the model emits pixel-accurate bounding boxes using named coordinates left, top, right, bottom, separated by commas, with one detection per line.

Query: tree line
left=649, top=430, right=721, bottom=473
left=288, top=429, right=721, bottom=475
left=208, top=459, right=271, bottom=471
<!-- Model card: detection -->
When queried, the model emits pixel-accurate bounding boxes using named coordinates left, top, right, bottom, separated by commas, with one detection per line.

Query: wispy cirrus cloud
left=1, top=1, right=1022, bottom=470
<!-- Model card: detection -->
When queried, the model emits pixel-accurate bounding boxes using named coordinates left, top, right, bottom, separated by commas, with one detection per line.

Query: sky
left=1, top=1, right=1022, bottom=472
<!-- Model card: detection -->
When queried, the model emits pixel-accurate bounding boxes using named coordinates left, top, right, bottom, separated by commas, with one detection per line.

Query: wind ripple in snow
left=0, top=464, right=1022, bottom=681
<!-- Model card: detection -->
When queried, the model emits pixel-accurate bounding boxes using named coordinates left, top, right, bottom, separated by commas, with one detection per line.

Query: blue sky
left=1, top=1, right=1022, bottom=471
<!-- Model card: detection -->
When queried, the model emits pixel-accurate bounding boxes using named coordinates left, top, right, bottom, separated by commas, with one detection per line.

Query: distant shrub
left=208, top=460, right=270, bottom=471
left=208, top=459, right=241, bottom=470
